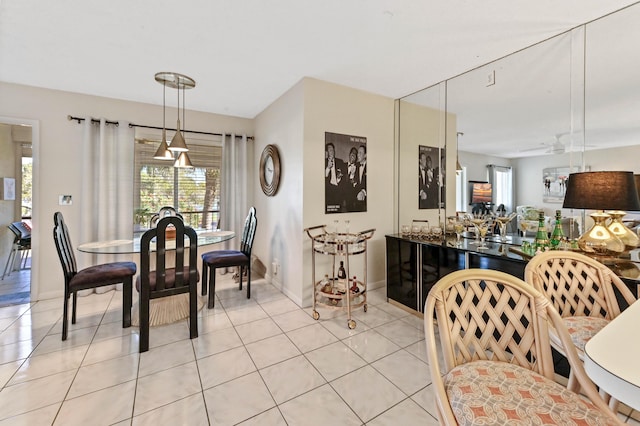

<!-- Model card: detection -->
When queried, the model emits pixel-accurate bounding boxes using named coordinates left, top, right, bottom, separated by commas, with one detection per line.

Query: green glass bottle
left=534, top=212, right=550, bottom=251
left=550, top=210, right=564, bottom=250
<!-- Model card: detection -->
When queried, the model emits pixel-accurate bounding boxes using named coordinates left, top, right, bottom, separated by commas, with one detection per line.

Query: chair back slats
left=431, top=271, right=551, bottom=376
left=240, top=207, right=257, bottom=256
left=525, top=251, right=636, bottom=320
left=425, top=268, right=621, bottom=425
left=139, top=215, right=197, bottom=292
left=53, top=211, right=78, bottom=280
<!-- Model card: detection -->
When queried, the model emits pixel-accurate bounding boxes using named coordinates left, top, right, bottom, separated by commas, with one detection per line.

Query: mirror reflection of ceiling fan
left=519, top=133, right=595, bottom=154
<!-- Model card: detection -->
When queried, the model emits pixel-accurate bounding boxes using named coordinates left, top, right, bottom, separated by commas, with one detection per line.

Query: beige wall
left=301, top=78, right=395, bottom=306
left=254, top=78, right=396, bottom=306
left=0, top=124, right=17, bottom=265
left=253, top=79, right=305, bottom=304
left=0, top=82, right=253, bottom=300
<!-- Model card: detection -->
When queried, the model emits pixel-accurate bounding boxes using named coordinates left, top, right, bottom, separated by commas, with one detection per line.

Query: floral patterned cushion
left=444, top=360, right=617, bottom=425
left=548, top=317, right=610, bottom=354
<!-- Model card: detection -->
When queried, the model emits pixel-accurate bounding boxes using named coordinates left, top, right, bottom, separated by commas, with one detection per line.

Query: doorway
left=0, top=122, right=34, bottom=307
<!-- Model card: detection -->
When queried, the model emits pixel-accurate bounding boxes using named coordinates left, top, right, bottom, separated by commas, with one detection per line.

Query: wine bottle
left=534, top=211, right=550, bottom=251
left=550, top=210, right=564, bottom=249
left=336, top=261, right=347, bottom=292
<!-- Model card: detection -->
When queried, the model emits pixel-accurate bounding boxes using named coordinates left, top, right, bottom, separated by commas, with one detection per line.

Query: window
left=134, top=138, right=222, bottom=230
left=455, top=167, right=467, bottom=212
left=487, top=165, right=513, bottom=212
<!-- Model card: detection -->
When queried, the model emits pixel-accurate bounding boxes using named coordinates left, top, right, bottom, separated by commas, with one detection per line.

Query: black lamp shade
left=563, top=171, right=640, bottom=211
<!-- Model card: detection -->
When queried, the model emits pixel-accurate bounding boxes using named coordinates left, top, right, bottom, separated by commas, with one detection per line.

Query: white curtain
left=220, top=133, right=250, bottom=249
left=78, top=118, right=135, bottom=293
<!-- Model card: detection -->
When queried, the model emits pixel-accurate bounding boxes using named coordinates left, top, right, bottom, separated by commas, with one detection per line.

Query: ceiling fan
left=519, top=133, right=593, bottom=155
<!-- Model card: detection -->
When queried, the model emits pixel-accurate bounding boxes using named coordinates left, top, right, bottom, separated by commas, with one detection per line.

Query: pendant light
left=153, top=79, right=174, bottom=160
left=173, top=82, right=194, bottom=168
left=169, top=79, right=189, bottom=153
left=154, top=72, right=196, bottom=167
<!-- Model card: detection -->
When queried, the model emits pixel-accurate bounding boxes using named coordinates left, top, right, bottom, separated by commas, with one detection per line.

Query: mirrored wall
left=396, top=3, right=640, bottom=229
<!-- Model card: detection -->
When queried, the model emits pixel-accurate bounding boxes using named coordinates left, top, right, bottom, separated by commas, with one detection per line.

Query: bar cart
left=304, top=225, right=375, bottom=329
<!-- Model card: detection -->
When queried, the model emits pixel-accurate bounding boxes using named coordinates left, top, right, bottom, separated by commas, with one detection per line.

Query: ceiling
left=1, top=0, right=638, bottom=121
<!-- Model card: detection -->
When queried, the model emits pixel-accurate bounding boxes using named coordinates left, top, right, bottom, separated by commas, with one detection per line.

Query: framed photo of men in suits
left=418, top=145, right=444, bottom=210
left=325, top=132, right=367, bottom=213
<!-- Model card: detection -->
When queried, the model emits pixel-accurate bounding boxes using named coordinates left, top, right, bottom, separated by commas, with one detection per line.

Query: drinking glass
left=421, top=226, right=430, bottom=239
left=477, top=223, right=489, bottom=249
left=495, top=212, right=517, bottom=243
left=469, top=216, right=485, bottom=245
left=454, top=221, right=465, bottom=245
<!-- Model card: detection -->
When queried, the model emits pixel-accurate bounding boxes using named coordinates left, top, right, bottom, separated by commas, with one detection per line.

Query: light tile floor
left=0, top=273, right=637, bottom=425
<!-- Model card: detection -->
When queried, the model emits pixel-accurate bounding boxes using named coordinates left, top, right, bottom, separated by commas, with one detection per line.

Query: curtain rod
left=67, top=115, right=253, bottom=140
left=67, top=115, right=119, bottom=126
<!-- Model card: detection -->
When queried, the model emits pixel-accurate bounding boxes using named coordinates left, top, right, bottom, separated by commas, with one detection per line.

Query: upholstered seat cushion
left=444, top=360, right=618, bottom=425
left=69, top=262, right=137, bottom=289
left=135, top=266, right=200, bottom=291
left=201, top=250, right=248, bottom=267
left=548, top=316, right=610, bottom=355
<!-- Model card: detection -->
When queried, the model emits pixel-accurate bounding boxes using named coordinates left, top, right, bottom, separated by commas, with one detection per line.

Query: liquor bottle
left=550, top=210, right=565, bottom=249
left=321, top=274, right=332, bottom=293
left=337, top=261, right=346, bottom=280
left=337, top=261, right=347, bottom=292
left=534, top=211, right=550, bottom=251
left=350, top=276, right=359, bottom=293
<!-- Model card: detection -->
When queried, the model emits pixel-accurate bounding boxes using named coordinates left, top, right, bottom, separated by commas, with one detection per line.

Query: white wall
left=461, top=146, right=640, bottom=213
left=0, top=82, right=253, bottom=300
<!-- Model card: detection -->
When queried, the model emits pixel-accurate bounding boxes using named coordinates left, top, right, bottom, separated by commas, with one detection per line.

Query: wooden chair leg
left=201, top=260, right=208, bottom=296
left=238, top=266, right=243, bottom=291
left=247, top=266, right=251, bottom=299
left=139, top=293, right=150, bottom=353
left=123, top=278, right=132, bottom=328
left=189, top=283, right=198, bottom=339
left=71, top=292, right=78, bottom=324
left=567, top=370, right=580, bottom=394
left=62, top=292, right=69, bottom=341
left=207, top=267, right=216, bottom=309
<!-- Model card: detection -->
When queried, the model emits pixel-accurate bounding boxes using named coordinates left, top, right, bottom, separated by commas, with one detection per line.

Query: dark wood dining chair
left=149, top=206, right=183, bottom=228
left=201, top=207, right=257, bottom=309
left=137, top=215, right=199, bottom=352
left=53, top=211, right=136, bottom=341
left=2, top=221, right=31, bottom=279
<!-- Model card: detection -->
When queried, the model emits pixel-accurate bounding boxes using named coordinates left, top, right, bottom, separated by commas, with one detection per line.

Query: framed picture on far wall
left=0, top=178, right=15, bottom=201
left=543, top=166, right=585, bottom=203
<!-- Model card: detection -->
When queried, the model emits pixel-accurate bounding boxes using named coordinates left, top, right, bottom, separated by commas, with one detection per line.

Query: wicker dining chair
left=525, top=250, right=636, bottom=407
left=424, top=268, right=620, bottom=425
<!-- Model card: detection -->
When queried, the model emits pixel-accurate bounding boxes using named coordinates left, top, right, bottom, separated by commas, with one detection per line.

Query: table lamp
left=563, top=171, right=640, bottom=255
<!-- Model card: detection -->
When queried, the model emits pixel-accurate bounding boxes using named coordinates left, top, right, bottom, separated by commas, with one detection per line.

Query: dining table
left=78, top=229, right=235, bottom=326
left=584, top=298, right=640, bottom=412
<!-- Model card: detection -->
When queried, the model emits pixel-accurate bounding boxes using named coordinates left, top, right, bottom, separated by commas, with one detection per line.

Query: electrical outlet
left=486, top=70, right=496, bottom=87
